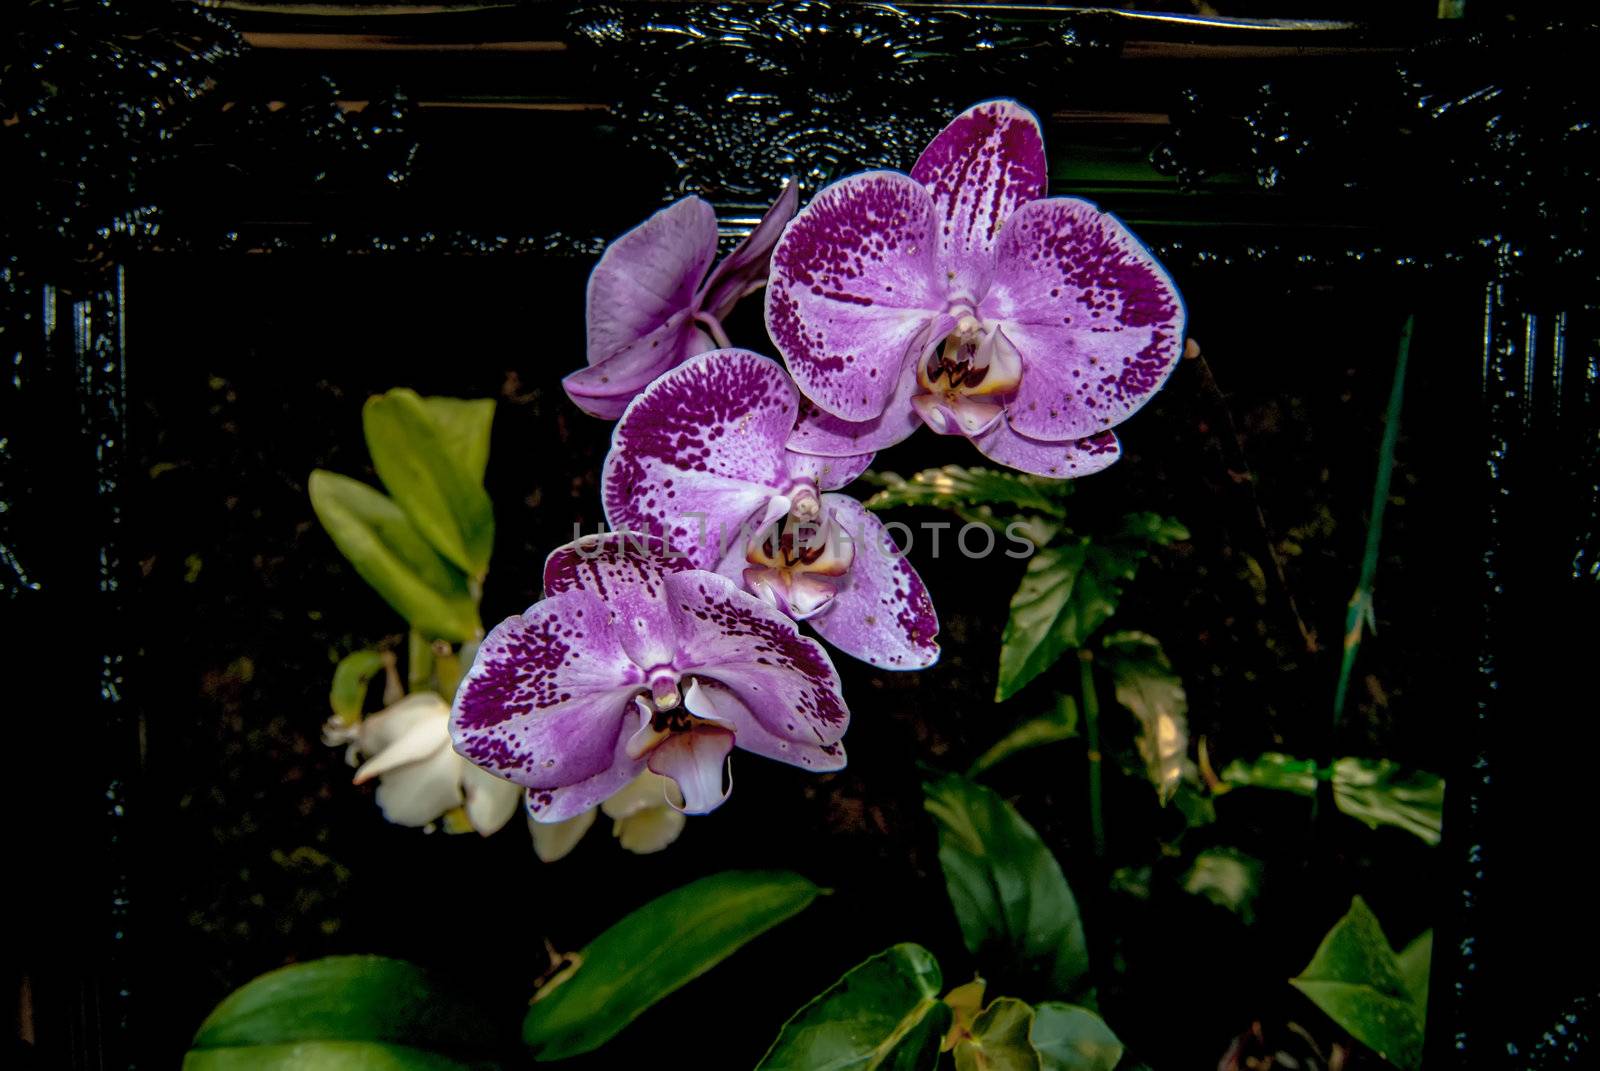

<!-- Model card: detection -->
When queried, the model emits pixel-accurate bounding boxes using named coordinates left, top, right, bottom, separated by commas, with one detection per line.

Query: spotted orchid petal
left=981, top=197, right=1184, bottom=440
left=766, top=170, right=945, bottom=422
left=785, top=344, right=925, bottom=457
left=805, top=494, right=940, bottom=670
left=585, top=196, right=719, bottom=366
left=700, top=181, right=801, bottom=321
left=451, top=590, right=643, bottom=791
left=973, top=421, right=1124, bottom=479
left=454, top=537, right=851, bottom=820
left=603, top=349, right=838, bottom=569
left=664, top=569, right=849, bottom=758
left=564, top=310, right=713, bottom=420
left=683, top=677, right=846, bottom=772
left=543, top=533, right=694, bottom=669
left=911, top=99, right=1048, bottom=300
left=784, top=446, right=875, bottom=491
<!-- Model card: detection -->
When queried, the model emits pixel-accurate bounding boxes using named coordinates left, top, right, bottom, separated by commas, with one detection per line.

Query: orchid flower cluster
left=446, top=100, right=1185, bottom=844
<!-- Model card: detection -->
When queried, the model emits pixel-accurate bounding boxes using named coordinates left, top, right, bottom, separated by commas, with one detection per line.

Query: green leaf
left=1029, top=1003, right=1123, bottom=1071
left=1220, top=753, right=1444, bottom=845
left=995, top=511, right=1185, bottom=703
left=183, top=1041, right=495, bottom=1071
left=1290, top=897, right=1424, bottom=1071
left=186, top=956, right=500, bottom=1070
left=309, top=470, right=480, bottom=643
left=1181, top=847, right=1262, bottom=924
left=1330, top=758, right=1445, bottom=846
left=1395, top=930, right=1433, bottom=1013
left=1100, top=633, right=1195, bottom=803
left=757, top=943, right=950, bottom=1071
left=969, top=694, right=1080, bottom=777
left=924, top=774, right=1089, bottom=1000
left=523, top=870, right=822, bottom=1061
left=862, top=465, right=1072, bottom=516
left=364, top=389, right=496, bottom=577
left=954, top=997, right=1038, bottom=1071
left=329, top=649, right=388, bottom=727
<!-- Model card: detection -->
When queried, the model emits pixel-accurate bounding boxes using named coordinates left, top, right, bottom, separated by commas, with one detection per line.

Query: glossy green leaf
left=969, top=694, right=1079, bottom=777
left=1182, top=847, right=1262, bottom=924
left=1220, top=753, right=1444, bottom=845
left=995, top=513, right=1183, bottom=703
left=1101, top=632, right=1194, bottom=803
left=364, top=389, right=496, bottom=577
left=1290, top=897, right=1424, bottom=1071
left=1029, top=1003, right=1123, bottom=1071
left=329, top=649, right=388, bottom=727
left=954, top=997, right=1038, bottom=1071
left=862, top=465, right=1072, bottom=516
left=757, top=943, right=950, bottom=1071
left=183, top=1041, right=495, bottom=1071
left=924, top=774, right=1089, bottom=999
left=309, top=470, right=480, bottom=643
left=186, top=956, right=500, bottom=1071
left=523, top=870, right=823, bottom=1061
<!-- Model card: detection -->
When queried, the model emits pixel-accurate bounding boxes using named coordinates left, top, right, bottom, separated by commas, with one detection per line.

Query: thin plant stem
left=1080, top=651, right=1106, bottom=862
left=1332, top=315, right=1413, bottom=736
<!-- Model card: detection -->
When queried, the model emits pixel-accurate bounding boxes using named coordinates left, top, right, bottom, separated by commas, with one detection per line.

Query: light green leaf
left=1330, top=758, right=1445, bottom=845
left=1290, top=897, right=1424, bottom=1071
left=1101, top=633, right=1195, bottom=803
left=954, top=998, right=1038, bottom=1071
left=862, top=465, right=1072, bottom=516
left=329, top=649, right=388, bottom=727
left=969, top=694, right=1079, bottom=777
left=1396, top=930, right=1433, bottom=1013
left=309, top=470, right=480, bottom=643
left=924, top=774, right=1089, bottom=1000
left=420, top=396, right=496, bottom=487
left=1029, top=1003, right=1123, bottom=1071
left=523, top=870, right=822, bottom=1061
left=364, top=389, right=496, bottom=577
left=1181, top=847, right=1262, bottom=924
left=1220, top=753, right=1444, bottom=845
left=186, top=956, right=500, bottom=1070
left=757, top=943, right=950, bottom=1071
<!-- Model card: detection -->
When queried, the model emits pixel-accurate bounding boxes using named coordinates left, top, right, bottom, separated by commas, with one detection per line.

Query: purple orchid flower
left=601, top=348, right=940, bottom=671
left=563, top=183, right=801, bottom=419
left=449, top=533, right=848, bottom=820
left=766, top=100, right=1185, bottom=477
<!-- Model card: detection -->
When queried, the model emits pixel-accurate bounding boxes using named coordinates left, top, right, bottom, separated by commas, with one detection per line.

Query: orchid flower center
left=626, top=675, right=718, bottom=759
left=911, top=312, right=1023, bottom=437
left=742, top=486, right=854, bottom=621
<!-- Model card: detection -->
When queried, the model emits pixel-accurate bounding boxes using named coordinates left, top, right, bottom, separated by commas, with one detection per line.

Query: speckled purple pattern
left=766, top=170, right=943, bottom=421
left=808, top=494, right=939, bottom=669
left=687, top=677, right=846, bottom=771
left=664, top=570, right=849, bottom=750
left=542, top=533, right=694, bottom=668
left=451, top=589, right=643, bottom=787
left=982, top=197, right=1183, bottom=440
left=566, top=187, right=799, bottom=419
left=452, top=539, right=852, bottom=819
left=973, top=423, right=1123, bottom=479
left=602, top=349, right=800, bottom=568
left=911, top=99, right=1047, bottom=297
left=769, top=98, right=1184, bottom=474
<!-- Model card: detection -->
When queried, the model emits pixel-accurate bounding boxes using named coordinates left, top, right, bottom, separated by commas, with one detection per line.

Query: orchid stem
left=696, top=311, right=734, bottom=350
left=1080, top=651, right=1106, bottom=863
left=1318, top=316, right=1411, bottom=826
